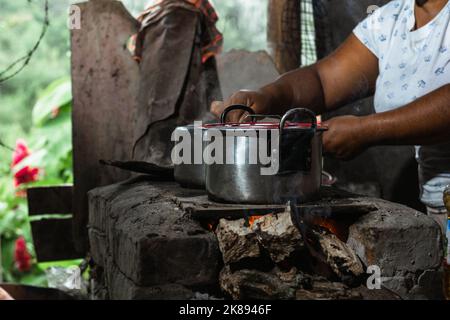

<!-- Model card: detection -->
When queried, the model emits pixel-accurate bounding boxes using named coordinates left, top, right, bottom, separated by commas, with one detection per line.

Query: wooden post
left=267, top=0, right=301, bottom=74
left=70, top=0, right=140, bottom=253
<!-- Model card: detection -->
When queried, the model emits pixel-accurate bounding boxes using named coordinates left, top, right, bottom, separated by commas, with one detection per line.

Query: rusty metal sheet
left=70, top=0, right=140, bottom=253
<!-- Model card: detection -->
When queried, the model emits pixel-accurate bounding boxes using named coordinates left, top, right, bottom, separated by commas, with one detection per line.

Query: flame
left=247, top=215, right=265, bottom=228
left=311, top=217, right=348, bottom=241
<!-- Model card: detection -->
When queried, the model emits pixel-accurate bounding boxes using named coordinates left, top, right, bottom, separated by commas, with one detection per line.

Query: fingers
left=210, top=101, right=224, bottom=117
left=211, top=90, right=269, bottom=123
left=0, top=287, right=13, bottom=300
left=210, top=99, right=249, bottom=123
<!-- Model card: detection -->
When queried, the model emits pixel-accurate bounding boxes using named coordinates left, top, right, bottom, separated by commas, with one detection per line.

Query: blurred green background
left=0, top=0, right=268, bottom=286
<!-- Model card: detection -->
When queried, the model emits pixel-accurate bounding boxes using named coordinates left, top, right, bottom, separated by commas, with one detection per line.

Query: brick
left=89, top=179, right=222, bottom=287
left=347, top=199, right=443, bottom=277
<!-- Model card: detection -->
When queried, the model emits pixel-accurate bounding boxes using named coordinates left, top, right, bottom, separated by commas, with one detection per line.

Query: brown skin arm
left=211, top=34, right=379, bottom=120
left=212, top=33, right=450, bottom=159
left=328, top=84, right=450, bottom=159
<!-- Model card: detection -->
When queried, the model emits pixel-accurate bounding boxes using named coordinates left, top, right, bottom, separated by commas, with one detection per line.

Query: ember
left=246, top=215, right=265, bottom=227
left=204, top=221, right=218, bottom=232
left=310, top=217, right=349, bottom=241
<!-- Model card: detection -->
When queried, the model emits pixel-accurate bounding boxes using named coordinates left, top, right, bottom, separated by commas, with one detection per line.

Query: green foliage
left=0, top=77, right=73, bottom=286
left=0, top=0, right=72, bottom=163
left=32, top=78, right=71, bottom=126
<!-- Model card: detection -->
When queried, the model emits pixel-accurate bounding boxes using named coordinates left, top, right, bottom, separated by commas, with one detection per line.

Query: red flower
left=12, top=139, right=29, bottom=166
left=11, top=139, right=39, bottom=189
left=14, top=237, right=32, bottom=272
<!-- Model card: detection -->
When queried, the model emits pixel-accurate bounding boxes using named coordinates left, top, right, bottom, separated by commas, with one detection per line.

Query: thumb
left=210, top=101, right=224, bottom=118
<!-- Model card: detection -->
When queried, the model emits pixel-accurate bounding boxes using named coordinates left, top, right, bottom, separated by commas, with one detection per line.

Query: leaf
left=19, top=271, right=48, bottom=287
left=11, top=149, right=47, bottom=174
left=32, top=78, right=72, bottom=126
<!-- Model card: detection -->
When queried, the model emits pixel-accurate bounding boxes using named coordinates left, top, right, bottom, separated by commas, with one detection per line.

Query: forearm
left=362, top=84, right=450, bottom=146
left=259, top=65, right=327, bottom=115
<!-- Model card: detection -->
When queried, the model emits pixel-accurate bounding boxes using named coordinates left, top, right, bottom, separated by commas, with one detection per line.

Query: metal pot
left=173, top=124, right=206, bottom=188
left=204, top=106, right=326, bottom=204
left=173, top=105, right=255, bottom=189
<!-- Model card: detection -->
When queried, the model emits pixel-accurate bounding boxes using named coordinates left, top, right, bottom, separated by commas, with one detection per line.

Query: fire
left=247, top=215, right=265, bottom=228
left=311, top=217, right=348, bottom=241
left=206, top=222, right=216, bottom=231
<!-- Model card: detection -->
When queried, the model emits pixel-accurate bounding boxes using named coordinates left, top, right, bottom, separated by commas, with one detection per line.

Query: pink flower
left=11, top=139, right=39, bottom=190
left=14, top=237, right=32, bottom=272
left=12, top=139, right=29, bottom=166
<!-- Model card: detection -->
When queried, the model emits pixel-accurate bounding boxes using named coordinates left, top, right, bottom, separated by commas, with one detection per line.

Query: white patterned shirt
left=353, top=0, right=450, bottom=208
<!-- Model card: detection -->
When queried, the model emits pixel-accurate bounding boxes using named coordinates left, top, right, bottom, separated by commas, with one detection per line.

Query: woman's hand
left=211, top=89, right=274, bottom=123
left=322, top=115, right=371, bottom=160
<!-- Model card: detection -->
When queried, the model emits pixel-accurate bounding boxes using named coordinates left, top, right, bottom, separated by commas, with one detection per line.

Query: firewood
left=305, top=227, right=365, bottom=284
left=215, top=219, right=261, bottom=265
left=220, top=266, right=362, bottom=300
left=219, top=267, right=301, bottom=300
left=251, top=212, right=303, bottom=263
left=296, top=280, right=361, bottom=300
left=215, top=212, right=304, bottom=265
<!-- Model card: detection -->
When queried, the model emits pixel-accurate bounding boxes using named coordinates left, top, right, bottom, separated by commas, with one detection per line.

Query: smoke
left=210, top=0, right=268, bottom=52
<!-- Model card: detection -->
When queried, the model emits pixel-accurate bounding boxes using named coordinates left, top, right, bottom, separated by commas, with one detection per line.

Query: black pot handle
left=279, top=108, right=317, bottom=133
left=277, top=108, right=317, bottom=175
left=220, top=104, right=256, bottom=124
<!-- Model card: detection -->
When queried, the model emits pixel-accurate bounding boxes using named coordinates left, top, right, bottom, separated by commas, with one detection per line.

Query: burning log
left=305, top=227, right=365, bottom=285
left=215, top=218, right=261, bottom=265
left=251, top=212, right=303, bottom=263
left=215, top=212, right=304, bottom=265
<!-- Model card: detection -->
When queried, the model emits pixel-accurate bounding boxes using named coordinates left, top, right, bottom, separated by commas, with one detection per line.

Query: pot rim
left=204, top=121, right=328, bottom=131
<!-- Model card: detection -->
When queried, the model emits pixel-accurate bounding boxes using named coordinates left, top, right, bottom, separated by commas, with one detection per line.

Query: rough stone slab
left=88, top=181, right=139, bottom=233
left=381, top=268, right=444, bottom=300
left=89, top=178, right=221, bottom=287
left=347, top=199, right=443, bottom=277
left=107, top=261, right=193, bottom=300
left=88, top=229, right=108, bottom=267
left=407, top=269, right=444, bottom=300
left=381, top=274, right=414, bottom=298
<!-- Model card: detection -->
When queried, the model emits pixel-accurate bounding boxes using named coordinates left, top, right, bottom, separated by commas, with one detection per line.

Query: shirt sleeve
left=353, top=10, right=382, bottom=58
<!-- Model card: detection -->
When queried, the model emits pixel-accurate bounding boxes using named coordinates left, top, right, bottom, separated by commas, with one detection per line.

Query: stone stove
left=87, top=176, right=444, bottom=300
